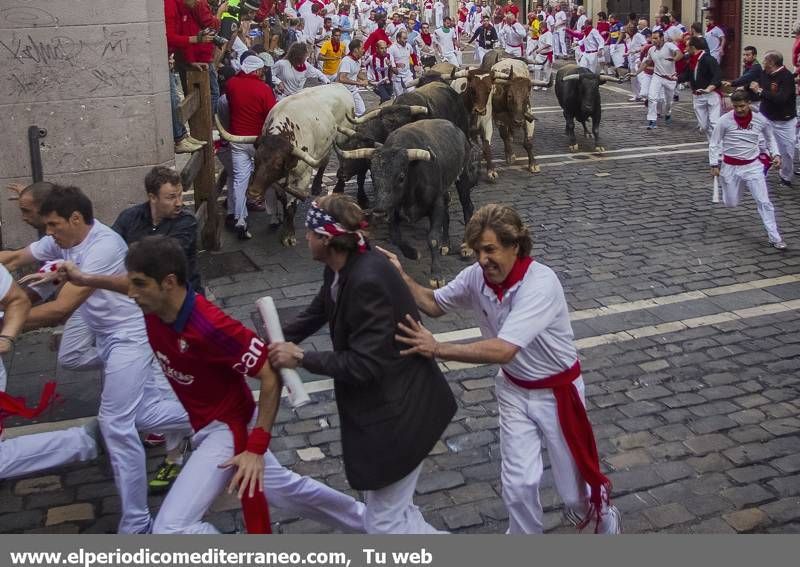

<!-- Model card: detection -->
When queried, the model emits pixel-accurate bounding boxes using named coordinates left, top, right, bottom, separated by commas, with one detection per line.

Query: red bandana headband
left=305, top=201, right=368, bottom=253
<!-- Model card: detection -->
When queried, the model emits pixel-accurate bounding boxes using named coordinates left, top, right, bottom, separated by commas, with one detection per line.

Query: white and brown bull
left=451, top=59, right=549, bottom=180
left=215, top=83, right=354, bottom=246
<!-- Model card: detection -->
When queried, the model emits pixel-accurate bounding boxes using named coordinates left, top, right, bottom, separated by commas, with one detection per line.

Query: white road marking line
left=7, top=275, right=798, bottom=437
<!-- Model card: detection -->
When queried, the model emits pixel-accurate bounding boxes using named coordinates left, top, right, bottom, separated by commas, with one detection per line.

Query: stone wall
left=0, top=0, right=174, bottom=248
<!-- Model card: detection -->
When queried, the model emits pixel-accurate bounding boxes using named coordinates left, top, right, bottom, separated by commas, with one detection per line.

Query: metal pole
left=27, top=126, right=47, bottom=183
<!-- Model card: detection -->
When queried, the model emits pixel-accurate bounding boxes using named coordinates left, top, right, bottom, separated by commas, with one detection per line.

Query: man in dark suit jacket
left=678, top=36, right=722, bottom=140
left=268, top=194, right=456, bottom=534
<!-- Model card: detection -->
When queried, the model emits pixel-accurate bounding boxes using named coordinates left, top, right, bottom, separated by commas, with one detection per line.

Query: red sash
left=221, top=417, right=272, bottom=534
left=0, top=382, right=59, bottom=435
left=502, top=361, right=611, bottom=532
left=723, top=155, right=757, bottom=166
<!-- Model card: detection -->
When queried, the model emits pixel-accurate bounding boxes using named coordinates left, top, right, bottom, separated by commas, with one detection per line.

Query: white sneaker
left=598, top=505, right=623, bottom=534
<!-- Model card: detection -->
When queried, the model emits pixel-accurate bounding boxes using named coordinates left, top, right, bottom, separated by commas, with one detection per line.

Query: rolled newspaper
left=256, top=296, right=311, bottom=408
left=712, top=176, right=720, bottom=204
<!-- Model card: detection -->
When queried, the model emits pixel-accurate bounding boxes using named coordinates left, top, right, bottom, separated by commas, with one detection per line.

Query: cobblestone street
left=2, top=61, right=800, bottom=534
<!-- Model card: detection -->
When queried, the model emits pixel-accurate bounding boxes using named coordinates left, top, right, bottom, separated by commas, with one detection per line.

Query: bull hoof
left=506, top=154, right=517, bottom=165
left=487, top=169, right=499, bottom=182
left=440, top=245, right=450, bottom=256
left=460, top=243, right=474, bottom=258
left=528, top=164, right=541, bottom=173
left=569, top=144, right=579, bottom=152
left=280, top=233, right=297, bottom=247
left=429, top=277, right=447, bottom=289
left=594, top=146, right=605, bottom=154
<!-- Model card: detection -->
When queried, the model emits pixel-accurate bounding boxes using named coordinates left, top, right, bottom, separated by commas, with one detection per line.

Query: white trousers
left=578, top=52, right=599, bottom=74
left=647, top=75, right=676, bottom=121
left=532, top=56, right=553, bottom=84
left=553, top=29, right=566, bottom=57
left=230, top=142, right=256, bottom=227
left=153, top=420, right=366, bottom=534
left=609, top=44, right=626, bottom=68
left=495, top=374, right=617, bottom=534
left=503, top=44, right=525, bottom=58
left=629, top=56, right=641, bottom=97
left=770, top=118, right=797, bottom=181
left=441, top=51, right=460, bottom=66
left=96, top=331, right=191, bottom=533
left=352, top=91, right=366, bottom=116
left=364, top=462, right=446, bottom=534
left=0, top=427, right=97, bottom=480
left=58, top=310, right=100, bottom=371
left=692, top=91, right=721, bottom=140
left=392, top=74, right=414, bottom=97
left=476, top=45, right=488, bottom=65
left=719, top=161, right=782, bottom=243
left=424, top=9, right=432, bottom=24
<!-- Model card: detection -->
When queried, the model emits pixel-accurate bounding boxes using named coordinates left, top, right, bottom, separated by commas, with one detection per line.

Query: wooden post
left=185, top=68, right=221, bottom=251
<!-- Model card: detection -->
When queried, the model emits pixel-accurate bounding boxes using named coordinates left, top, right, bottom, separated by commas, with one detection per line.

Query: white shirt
left=0, top=264, right=11, bottom=303
left=434, top=261, right=579, bottom=381
left=499, top=21, right=527, bottom=48
left=273, top=59, right=330, bottom=96
left=388, top=42, right=414, bottom=77
left=646, top=42, right=679, bottom=76
left=705, top=25, right=725, bottom=57
left=434, top=1, right=444, bottom=15
left=555, top=10, right=567, bottom=30
left=709, top=110, right=778, bottom=166
left=304, top=13, right=325, bottom=44
left=582, top=28, right=605, bottom=53
left=28, top=222, right=144, bottom=338
left=666, top=24, right=684, bottom=43
left=546, top=14, right=555, bottom=29
left=536, top=30, right=553, bottom=53
left=337, top=55, right=362, bottom=92
left=576, top=14, right=587, bottom=30
left=386, top=22, right=407, bottom=41
left=629, top=30, right=647, bottom=59
left=434, top=27, right=458, bottom=55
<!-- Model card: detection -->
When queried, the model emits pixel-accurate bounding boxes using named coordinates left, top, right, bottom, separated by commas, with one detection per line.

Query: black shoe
left=673, top=94, right=679, bottom=102
left=225, top=214, right=236, bottom=230
left=236, top=224, right=253, bottom=240
left=779, top=177, right=793, bottom=187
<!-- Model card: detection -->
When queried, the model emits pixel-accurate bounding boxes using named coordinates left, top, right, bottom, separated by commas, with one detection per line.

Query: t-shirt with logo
left=144, top=290, right=268, bottom=433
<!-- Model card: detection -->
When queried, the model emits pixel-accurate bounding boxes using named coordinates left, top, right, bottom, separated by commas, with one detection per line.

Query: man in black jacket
left=678, top=36, right=722, bottom=140
left=724, top=45, right=762, bottom=91
left=468, top=15, right=499, bottom=63
left=113, top=167, right=201, bottom=290
left=749, top=51, right=798, bottom=186
left=268, top=195, right=456, bottom=534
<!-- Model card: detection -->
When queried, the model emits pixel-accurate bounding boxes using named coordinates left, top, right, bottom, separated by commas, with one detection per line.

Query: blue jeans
left=208, top=66, right=220, bottom=116
left=170, top=72, right=187, bottom=142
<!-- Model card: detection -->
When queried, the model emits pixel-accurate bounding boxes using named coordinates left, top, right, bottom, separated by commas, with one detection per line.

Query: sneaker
left=143, top=433, right=166, bottom=448
left=599, top=505, right=623, bottom=534
left=779, top=177, right=793, bottom=187
left=771, top=240, right=788, bottom=250
left=673, top=93, right=679, bottom=102
left=185, top=135, right=207, bottom=147
left=174, top=138, right=202, bottom=154
left=628, top=96, right=638, bottom=102
left=647, top=120, right=657, bottom=130
left=149, top=460, right=182, bottom=493
left=236, top=224, right=253, bottom=240
left=664, top=115, right=672, bottom=124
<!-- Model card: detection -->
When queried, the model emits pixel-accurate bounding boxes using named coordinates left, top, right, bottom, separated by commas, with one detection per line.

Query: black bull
left=333, top=82, right=470, bottom=206
left=554, top=64, right=619, bottom=153
left=337, top=119, right=478, bottom=287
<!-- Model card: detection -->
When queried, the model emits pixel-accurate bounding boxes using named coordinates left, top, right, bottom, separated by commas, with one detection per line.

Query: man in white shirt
left=386, top=12, right=406, bottom=40
left=704, top=16, right=726, bottom=63
left=273, top=42, right=331, bottom=99
left=553, top=3, right=567, bottom=59
left=388, top=30, right=416, bottom=96
left=0, top=264, right=100, bottom=480
left=641, top=29, right=683, bottom=129
left=499, top=12, right=527, bottom=57
left=710, top=91, right=786, bottom=249
left=378, top=204, right=622, bottom=535
left=576, top=19, right=604, bottom=74
left=529, top=19, right=553, bottom=89
left=0, top=186, right=190, bottom=533
left=433, top=0, right=445, bottom=28
left=423, top=0, right=433, bottom=25
left=434, top=16, right=461, bottom=66
left=303, top=3, right=326, bottom=64
left=627, top=19, right=649, bottom=101
left=337, top=39, right=368, bottom=116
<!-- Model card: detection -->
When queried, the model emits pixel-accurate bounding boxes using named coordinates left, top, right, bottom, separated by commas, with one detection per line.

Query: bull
left=335, top=119, right=477, bottom=287
left=554, top=64, right=621, bottom=153
left=216, top=84, right=354, bottom=246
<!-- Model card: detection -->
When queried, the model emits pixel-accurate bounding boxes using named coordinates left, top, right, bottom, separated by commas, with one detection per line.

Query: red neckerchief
left=581, top=24, right=592, bottom=37
left=294, top=62, right=307, bottom=72
left=483, top=256, right=534, bottom=301
left=706, top=23, right=715, bottom=33
left=689, top=49, right=704, bottom=71
left=734, top=110, right=753, bottom=130
left=331, top=38, right=341, bottom=52
left=421, top=32, right=432, bottom=45
left=348, top=53, right=359, bottom=61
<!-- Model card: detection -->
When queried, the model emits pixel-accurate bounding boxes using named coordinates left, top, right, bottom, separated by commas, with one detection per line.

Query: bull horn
left=405, top=78, right=420, bottom=87
left=406, top=149, right=432, bottom=161
left=408, top=105, right=429, bottom=116
left=337, top=147, right=377, bottom=160
left=530, top=79, right=551, bottom=87
left=346, top=107, right=383, bottom=124
left=337, top=125, right=358, bottom=138
left=524, top=110, right=535, bottom=122
left=598, top=74, right=624, bottom=83
left=451, top=69, right=469, bottom=79
left=291, top=146, right=322, bottom=168
left=561, top=74, right=581, bottom=82
left=214, top=114, right=258, bottom=144
left=494, top=78, right=509, bottom=84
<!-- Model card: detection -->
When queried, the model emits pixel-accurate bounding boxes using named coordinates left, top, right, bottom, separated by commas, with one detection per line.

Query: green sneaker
left=148, top=460, right=181, bottom=493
